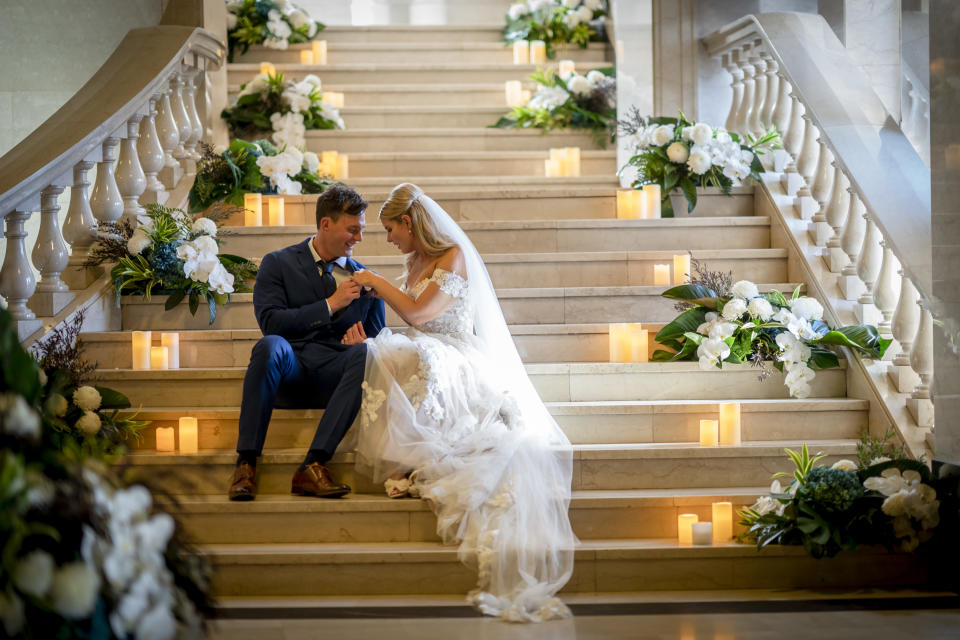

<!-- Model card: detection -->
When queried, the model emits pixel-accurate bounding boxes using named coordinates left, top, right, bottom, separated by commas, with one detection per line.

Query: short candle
left=259, top=62, right=275, bottom=76
left=512, top=40, right=529, bottom=64
left=718, top=402, right=741, bottom=446
left=520, top=89, right=532, bottom=103
left=673, top=254, right=691, bottom=285
left=530, top=40, right=547, bottom=64
left=150, top=346, right=169, bottom=371
left=155, top=427, right=175, bottom=452
left=300, top=49, right=314, bottom=65
left=653, top=264, right=671, bottom=286
left=712, top=502, right=734, bottom=543
left=312, top=40, right=327, bottom=64
left=558, top=59, right=576, bottom=75
left=243, top=193, right=262, bottom=226
left=266, top=196, right=285, bottom=226
left=699, top=419, right=719, bottom=447
left=642, top=184, right=661, bottom=218
left=616, top=190, right=636, bottom=219
left=691, top=522, right=714, bottom=546
left=677, top=514, right=698, bottom=546
left=160, top=332, right=179, bottom=369
left=505, top=80, right=524, bottom=107
left=131, top=330, right=152, bottom=370
left=179, top=417, right=198, bottom=454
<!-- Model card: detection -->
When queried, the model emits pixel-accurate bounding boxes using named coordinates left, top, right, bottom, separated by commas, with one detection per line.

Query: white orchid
left=697, top=336, right=731, bottom=370
left=528, top=86, right=570, bottom=111
left=0, top=392, right=41, bottom=439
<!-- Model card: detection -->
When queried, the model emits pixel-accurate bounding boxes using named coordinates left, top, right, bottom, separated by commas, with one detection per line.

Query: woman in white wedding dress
left=347, top=183, right=576, bottom=622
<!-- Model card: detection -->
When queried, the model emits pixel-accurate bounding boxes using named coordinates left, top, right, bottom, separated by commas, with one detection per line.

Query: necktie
left=317, top=260, right=337, bottom=298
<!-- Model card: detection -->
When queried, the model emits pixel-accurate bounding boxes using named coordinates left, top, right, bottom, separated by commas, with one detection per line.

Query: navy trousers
left=237, top=334, right=367, bottom=462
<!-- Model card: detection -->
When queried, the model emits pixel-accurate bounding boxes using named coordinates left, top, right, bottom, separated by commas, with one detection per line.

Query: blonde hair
left=379, top=183, right=457, bottom=281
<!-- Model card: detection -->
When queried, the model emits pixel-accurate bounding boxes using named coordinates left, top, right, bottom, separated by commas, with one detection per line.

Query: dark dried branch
left=29, top=307, right=96, bottom=386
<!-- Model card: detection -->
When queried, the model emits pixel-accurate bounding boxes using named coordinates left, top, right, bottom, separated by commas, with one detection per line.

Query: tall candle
left=653, top=264, right=671, bottom=286
left=558, top=59, right=576, bottom=75
left=337, top=154, right=349, bottom=179
left=512, top=40, right=529, bottom=64
left=673, top=254, right=691, bottom=285
left=266, top=196, right=285, bottom=226
left=699, top=419, right=719, bottom=447
left=161, top=332, right=179, bottom=369
left=259, top=62, right=275, bottom=76
left=530, top=40, right=546, bottom=64
left=616, top=190, right=636, bottom=219
left=719, top=402, right=741, bottom=446
left=691, top=522, right=714, bottom=546
left=520, top=89, right=532, bottom=103
left=608, top=323, right=631, bottom=363
left=150, top=346, right=169, bottom=371
left=677, top=514, right=698, bottom=546
left=631, top=327, right=649, bottom=363
left=179, top=417, right=198, bottom=454
left=312, top=40, right=327, bottom=64
left=712, top=502, right=734, bottom=543
left=564, top=147, right=581, bottom=177
left=505, top=80, right=523, bottom=107
left=544, top=158, right=561, bottom=178
left=155, top=427, right=175, bottom=452
left=131, top=331, right=152, bottom=370
left=243, top=193, right=262, bottom=226
left=300, top=49, right=314, bottom=65
left=642, top=184, right=661, bottom=218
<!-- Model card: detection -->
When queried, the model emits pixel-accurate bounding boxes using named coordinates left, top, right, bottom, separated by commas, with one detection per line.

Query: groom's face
left=318, top=211, right=365, bottom=259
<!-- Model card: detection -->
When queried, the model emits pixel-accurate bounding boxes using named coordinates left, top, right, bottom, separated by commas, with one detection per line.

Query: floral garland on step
left=653, top=277, right=890, bottom=399
left=492, top=67, right=616, bottom=146
left=226, top=0, right=324, bottom=61
left=222, top=72, right=344, bottom=148
left=504, top=0, right=607, bottom=58
left=619, top=110, right=781, bottom=216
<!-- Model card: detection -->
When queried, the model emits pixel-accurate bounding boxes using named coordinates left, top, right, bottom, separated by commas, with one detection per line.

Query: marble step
left=329, top=149, right=617, bottom=177
left=235, top=42, right=610, bottom=65
left=306, top=25, right=507, bottom=44
left=227, top=61, right=613, bottom=86
left=119, top=282, right=801, bottom=330
left=218, top=217, right=772, bottom=257
left=126, top=439, right=858, bottom=495
left=225, top=186, right=754, bottom=225
left=95, top=361, right=847, bottom=407
left=337, top=106, right=521, bottom=129
left=204, top=538, right=926, bottom=597
left=228, top=83, right=514, bottom=107
left=165, top=489, right=761, bottom=545
left=119, top=398, right=867, bottom=451
left=301, top=128, right=605, bottom=152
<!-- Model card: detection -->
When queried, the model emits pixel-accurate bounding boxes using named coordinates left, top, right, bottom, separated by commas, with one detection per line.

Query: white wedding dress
left=352, top=198, right=576, bottom=621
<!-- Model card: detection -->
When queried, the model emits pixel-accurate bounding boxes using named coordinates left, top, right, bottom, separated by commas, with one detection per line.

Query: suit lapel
left=294, top=239, right=327, bottom=302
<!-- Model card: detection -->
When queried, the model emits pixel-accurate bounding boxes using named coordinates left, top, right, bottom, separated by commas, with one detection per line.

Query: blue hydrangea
left=795, top=466, right=864, bottom=513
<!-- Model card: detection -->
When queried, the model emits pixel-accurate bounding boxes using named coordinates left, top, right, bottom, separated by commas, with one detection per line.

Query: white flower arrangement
left=226, top=0, right=323, bottom=61
left=863, top=468, right=940, bottom=551
left=504, top=0, right=607, bottom=56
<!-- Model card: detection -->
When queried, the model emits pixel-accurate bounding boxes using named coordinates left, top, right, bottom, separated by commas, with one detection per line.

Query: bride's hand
left=351, top=269, right=379, bottom=289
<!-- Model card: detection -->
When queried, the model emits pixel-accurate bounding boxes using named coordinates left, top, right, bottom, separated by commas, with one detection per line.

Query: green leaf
left=188, top=291, right=199, bottom=316
left=808, top=346, right=840, bottom=370
left=812, top=325, right=892, bottom=358
left=679, top=175, right=697, bottom=213
left=654, top=306, right=709, bottom=343
left=661, top=284, right=719, bottom=308
left=95, top=386, right=131, bottom=410
left=164, top=288, right=186, bottom=311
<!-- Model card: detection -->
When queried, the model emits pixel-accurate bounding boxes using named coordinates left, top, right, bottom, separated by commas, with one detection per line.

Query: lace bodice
left=405, top=268, right=472, bottom=337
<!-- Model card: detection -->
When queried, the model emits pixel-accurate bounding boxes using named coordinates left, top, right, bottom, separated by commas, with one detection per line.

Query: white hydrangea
left=721, top=297, right=747, bottom=321
left=73, top=385, right=102, bottom=411
left=697, top=336, right=730, bottom=370
left=686, top=148, right=711, bottom=174
left=584, top=0, right=602, bottom=8
left=76, top=411, right=102, bottom=435
left=567, top=74, right=592, bottom=96
left=508, top=2, right=529, bottom=19
left=666, top=141, right=689, bottom=163
left=127, top=229, right=151, bottom=256
left=730, top=280, right=760, bottom=300
left=575, top=4, right=593, bottom=20
left=13, top=550, right=55, bottom=598
left=790, top=296, right=824, bottom=322
left=50, top=562, right=100, bottom=619
left=651, top=124, right=675, bottom=146
left=191, top=217, right=217, bottom=237
left=831, top=459, right=858, bottom=472
left=528, top=85, right=570, bottom=111
left=0, top=392, right=41, bottom=439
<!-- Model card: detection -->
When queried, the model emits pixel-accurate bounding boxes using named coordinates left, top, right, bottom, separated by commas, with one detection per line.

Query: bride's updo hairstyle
left=379, top=182, right=458, bottom=279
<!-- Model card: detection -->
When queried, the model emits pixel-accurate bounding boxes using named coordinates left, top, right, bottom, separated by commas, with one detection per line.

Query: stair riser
left=339, top=109, right=514, bottom=129
left=228, top=63, right=611, bottom=86
left=290, top=29, right=507, bottom=44
left=99, top=367, right=846, bottom=408
left=218, top=224, right=772, bottom=258
left=340, top=154, right=617, bottom=177
left=125, top=407, right=866, bottom=451
left=303, top=131, right=604, bottom=152
left=235, top=47, right=610, bottom=65
left=231, top=87, right=510, bottom=107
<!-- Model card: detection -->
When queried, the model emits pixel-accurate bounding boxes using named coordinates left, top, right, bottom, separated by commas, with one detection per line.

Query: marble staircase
left=88, top=24, right=928, bottom=602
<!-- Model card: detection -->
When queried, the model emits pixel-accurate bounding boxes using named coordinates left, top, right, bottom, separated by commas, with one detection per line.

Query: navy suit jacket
left=253, top=238, right=386, bottom=358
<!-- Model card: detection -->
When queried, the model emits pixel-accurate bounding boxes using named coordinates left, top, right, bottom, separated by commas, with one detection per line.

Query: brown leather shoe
left=228, top=462, right=257, bottom=501
left=291, top=462, right=350, bottom=498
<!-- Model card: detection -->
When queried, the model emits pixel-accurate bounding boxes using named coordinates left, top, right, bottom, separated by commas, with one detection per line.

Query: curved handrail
left=0, top=26, right=224, bottom=215
left=703, top=12, right=932, bottom=302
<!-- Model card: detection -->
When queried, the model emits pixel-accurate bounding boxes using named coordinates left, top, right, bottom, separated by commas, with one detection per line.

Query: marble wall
left=842, top=0, right=901, bottom=120
left=298, top=0, right=514, bottom=25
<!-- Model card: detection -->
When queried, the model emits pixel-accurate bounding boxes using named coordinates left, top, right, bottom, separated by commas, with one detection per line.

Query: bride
left=346, top=183, right=576, bottom=621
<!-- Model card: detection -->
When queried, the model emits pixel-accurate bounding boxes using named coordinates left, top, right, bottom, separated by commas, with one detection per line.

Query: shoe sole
left=228, top=493, right=256, bottom=501
left=290, top=487, right=350, bottom=498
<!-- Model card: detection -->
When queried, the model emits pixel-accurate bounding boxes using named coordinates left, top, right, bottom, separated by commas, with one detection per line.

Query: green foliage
left=227, top=0, right=325, bottom=62
left=856, top=428, right=915, bottom=468
left=221, top=72, right=342, bottom=139
left=502, top=3, right=607, bottom=57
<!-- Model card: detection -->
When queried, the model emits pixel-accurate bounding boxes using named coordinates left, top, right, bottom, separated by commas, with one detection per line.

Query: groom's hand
left=328, top=280, right=363, bottom=313
left=341, top=321, right=367, bottom=345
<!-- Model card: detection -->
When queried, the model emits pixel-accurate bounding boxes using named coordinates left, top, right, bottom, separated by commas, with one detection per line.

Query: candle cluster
left=512, top=40, right=546, bottom=65
left=608, top=323, right=648, bottom=363
left=259, top=62, right=275, bottom=76
left=132, top=331, right=180, bottom=370
left=699, top=402, right=742, bottom=447
left=504, top=81, right=532, bottom=107
left=677, top=502, right=734, bottom=546
left=322, top=91, right=344, bottom=109
left=615, top=185, right=661, bottom=219
left=545, top=147, right=580, bottom=177
left=319, top=150, right=349, bottom=179
left=155, top=417, right=198, bottom=454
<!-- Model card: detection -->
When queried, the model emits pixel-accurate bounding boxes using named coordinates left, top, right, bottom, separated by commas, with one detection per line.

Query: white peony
left=567, top=74, right=591, bottom=96
left=576, top=4, right=593, bottom=21
left=790, top=296, right=824, bottom=322
left=288, top=9, right=308, bottom=30
left=584, top=0, right=602, bottom=9
left=730, top=280, right=760, bottom=300
left=832, top=459, right=858, bottom=472
left=745, top=298, right=772, bottom=322
left=689, top=122, right=713, bottom=145
left=127, top=229, right=151, bottom=256
left=508, top=3, right=529, bottom=19
left=303, top=151, right=320, bottom=174
left=697, top=336, right=731, bottom=370
left=191, top=217, right=217, bottom=237
left=50, top=562, right=100, bottom=619
left=0, top=392, right=41, bottom=439
left=76, top=411, right=102, bottom=435
left=0, top=592, right=24, bottom=637
left=651, top=124, right=675, bottom=146
left=686, top=148, right=711, bottom=174
left=13, top=550, right=55, bottom=598
left=73, top=385, right=102, bottom=411
left=721, top=297, right=747, bottom=321
left=666, top=141, right=689, bottom=164
left=45, top=392, right=68, bottom=417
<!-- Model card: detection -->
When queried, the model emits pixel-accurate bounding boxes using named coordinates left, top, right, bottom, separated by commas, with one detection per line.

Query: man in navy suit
left=229, top=185, right=386, bottom=501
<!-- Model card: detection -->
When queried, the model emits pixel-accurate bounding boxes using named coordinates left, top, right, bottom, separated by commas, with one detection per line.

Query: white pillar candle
left=608, top=323, right=632, bottom=363
left=266, top=196, right=285, bottom=226
left=179, top=416, right=198, bottom=454
left=150, top=346, right=169, bottom=370
left=673, top=254, right=691, bottom=285
left=160, top=332, right=179, bottom=369
left=558, top=59, right=576, bottom=75
left=530, top=40, right=546, bottom=64
left=677, top=514, right=698, bottom=546
left=691, top=522, right=714, bottom=546
left=132, top=330, right=152, bottom=370
left=259, top=62, right=275, bottom=76
left=300, top=49, right=314, bottom=65
left=699, top=419, right=719, bottom=447
left=564, top=147, right=581, bottom=177
left=631, top=327, right=649, bottom=363
left=512, top=40, right=529, bottom=64
left=155, top=426, right=175, bottom=452
left=337, top=154, right=349, bottom=179
left=520, top=89, right=532, bottom=103
left=243, top=193, right=262, bottom=226
left=718, top=402, right=741, bottom=446
left=616, top=190, right=636, bottom=219
left=642, top=184, right=661, bottom=218
left=712, top=502, right=734, bottom=543
left=653, top=264, right=671, bottom=286
left=544, top=158, right=561, bottom=178
left=312, top=40, right=327, bottom=65
left=505, top=80, right=524, bottom=107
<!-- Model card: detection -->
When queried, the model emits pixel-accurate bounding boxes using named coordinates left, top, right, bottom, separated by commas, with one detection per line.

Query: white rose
left=303, top=151, right=320, bottom=173
left=0, top=592, right=24, bottom=637
left=45, top=392, right=68, bottom=417
left=508, top=2, right=529, bottom=19
left=191, top=217, right=217, bottom=237
left=13, top=550, right=55, bottom=598
left=831, top=459, right=858, bottom=472
left=730, top=280, right=760, bottom=300
left=288, top=9, right=308, bottom=30
left=686, top=148, right=711, bottom=174
left=76, top=411, right=102, bottom=435
left=0, top=393, right=41, bottom=439
left=790, top=296, right=824, bottom=322
left=747, top=297, right=774, bottom=321
left=73, top=385, right=102, bottom=411
left=50, top=562, right=100, bottom=619
left=721, top=297, right=747, bottom=321
left=127, top=229, right=151, bottom=256
left=651, top=124, right=675, bottom=146
left=690, top=122, right=713, bottom=145
left=576, top=4, right=593, bottom=21
left=666, top=141, right=689, bottom=164
left=567, top=75, right=592, bottom=96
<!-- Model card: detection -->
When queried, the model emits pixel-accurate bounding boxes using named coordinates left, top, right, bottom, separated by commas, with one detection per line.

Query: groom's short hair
left=316, top=185, right=367, bottom=227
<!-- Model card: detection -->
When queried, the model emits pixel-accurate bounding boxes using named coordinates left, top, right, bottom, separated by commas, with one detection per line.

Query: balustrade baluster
left=723, top=51, right=744, bottom=134
left=855, top=216, right=884, bottom=324
left=61, top=160, right=100, bottom=290
left=116, top=115, right=146, bottom=222
left=823, top=166, right=850, bottom=271
left=760, top=53, right=779, bottom=130
left=890, top=274, right=922, bottom=393
left=810, top=141, right=834, bottom=208
left=32, top=185, right=69, bottom=295
left=182, top=69, right=203, bottom=161
left=170, top=73, right=191, bottom=161
left=138, top=94, right=167, bottom=205
left=202, top=70, right=213, bottom=139
left=734, top=51, right=756, bottom=136
left=839, top=190, right=867, bottom=300
left=89, top=137, right=123, bottom=224
left=748, top=50, right=767, bottom=137
left=0, top=204, right=38, bottom=320
left=908, top=307, right=934, bottom=426
left=873, top=244, right=901, bottom=337
left=783, top=95, right=805, bottom=158
left=156, top=84, right=183, bottom=188
left=796, top=114, right=820, bottom=187
left=771, top=74, right=792, bottom=139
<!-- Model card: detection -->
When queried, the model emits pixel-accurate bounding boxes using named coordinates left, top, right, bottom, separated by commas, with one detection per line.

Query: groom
left=228, top=185, right=385, bottom=501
